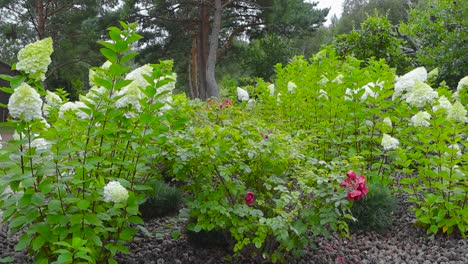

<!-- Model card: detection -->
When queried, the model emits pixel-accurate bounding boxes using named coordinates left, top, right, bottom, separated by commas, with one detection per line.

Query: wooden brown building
left=0, top=61, right=17, bottom=122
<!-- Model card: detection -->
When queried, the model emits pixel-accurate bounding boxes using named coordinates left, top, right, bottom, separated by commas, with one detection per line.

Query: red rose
left=347, top=189, right=362, bottom=201
left=346, top=170, right=357, bottom=180
left=356, top=175, right=366, bottom=185
left=219, top=99, right=232, bottom=109
left=245, top=192, right=255, bottom=206
left=358, top=185, right=369, bottom=196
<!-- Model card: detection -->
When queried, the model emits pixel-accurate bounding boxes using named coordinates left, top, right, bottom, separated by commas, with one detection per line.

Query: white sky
left=313, top=0, right=344, bottom=25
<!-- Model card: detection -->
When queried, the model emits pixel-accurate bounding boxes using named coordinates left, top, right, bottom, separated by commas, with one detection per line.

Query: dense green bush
left=161, top=97, right=355, bottom=262
left=139, top=181, right=183, bottom=220
left=400, top=0, right=468, bottom=88
left=348, top=183, right=397, bottom=232
left=333, top=14, right=412, bottom=74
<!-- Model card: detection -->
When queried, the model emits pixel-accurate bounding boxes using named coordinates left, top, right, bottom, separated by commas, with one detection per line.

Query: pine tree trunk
left=197, top=1, right=210, bottom=99
left=205, top=0, right=222, bottom=98
left=37, top=0, right=46, bottom=39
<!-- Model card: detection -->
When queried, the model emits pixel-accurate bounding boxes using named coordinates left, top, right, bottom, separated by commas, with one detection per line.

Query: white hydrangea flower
left=103, top=181, right=129, bottom=203
left=58, top=102, right=77, bottom=118
left=318, top=89, right=329, bottom=100
left=30, top=138, right=51, bottom=151
left=126, top=64, right=153, bottom=89
left=89, top=61, right=112, bottom=86
left=237, top=87, right=249, bottom=101
left=8, top=83, right=43, bottom=122
left=83, top=86, right=109, bottom=105
left=287, top=81, right=297, bottom=93
left=115, top=82, right=145, bottom=112
left=457, top=76, right=468, bottom=91
left=381, top=134, right=399, bottom=150
left=432, top=96, right=452, bottom=112
left=58, top=102, right=89, bottom=119
left=405, top=80, right=438, bottom=108
left=317, top=76, right=329, bottom=85
left=410, top=111, right=431, bottom=127
left=332, top=74, right=344, bottom=84
left=12, top=131, right=24, bottom=141
left=16, top=38, right=53, bottom=81
left=276, top=93, right=282, bottom=103
left=447, top=101, right=468, bottom=123
left=344, top=88, right=357, bottom=101
left=247, top=99, right=256, bottom=109
left=445, top=144, right=462, bottom=158
left=45, top=90, right=62, bottom=107
left=427, top=68, right=439, bottom=82
left=154, top=74, right=176, bottom=113
left=360, top=82, right=381, bottom=101
left=383, top=117, right=392, bottom=127
left=43, top=90, right=63, bottom=117
left=393, top=67, right=427, bottom=100
left=267, top=83, right=275, bottom=95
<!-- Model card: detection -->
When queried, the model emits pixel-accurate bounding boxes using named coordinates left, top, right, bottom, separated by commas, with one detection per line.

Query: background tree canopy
left=0, top=0, right=466, bottom=99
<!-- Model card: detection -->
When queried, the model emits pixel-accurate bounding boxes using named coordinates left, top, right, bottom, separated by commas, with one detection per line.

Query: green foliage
left=242, top=34, right=297, bottom=81
left=400, top=0, right=468, bottom=88
left=161, top=97, right=354, bottom=262
left=244, top=47, right=467, bottom=237
left=0, top=22, right=186, bottom=263
left=348, top=183, right=397, bottom=232
left=265, top=0, right=329, bottom=36
left=333, top=14, right=412, bottom=74
left=395, top=101, right=468, bottom=237
left=139, top=181, right=183, bottom=220
left=0, top=0, right=121, bottom=99
left=336, top=0, right=414, bottom=34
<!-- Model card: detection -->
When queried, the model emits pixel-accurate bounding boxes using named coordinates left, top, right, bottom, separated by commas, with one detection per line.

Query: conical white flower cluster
left=8, top=83, right=43, bottom=122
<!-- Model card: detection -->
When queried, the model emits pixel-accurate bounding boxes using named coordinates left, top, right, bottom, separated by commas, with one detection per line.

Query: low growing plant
left=348, top=183, right=397, bottom=232
left=139, top=180, right=183, bottom=220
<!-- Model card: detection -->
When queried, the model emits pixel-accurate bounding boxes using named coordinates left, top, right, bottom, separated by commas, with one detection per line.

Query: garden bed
left=2, top=195, right=467, bottom=264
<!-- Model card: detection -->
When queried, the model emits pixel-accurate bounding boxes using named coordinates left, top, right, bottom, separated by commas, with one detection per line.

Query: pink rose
left=245, top=192, right=255, bottom=206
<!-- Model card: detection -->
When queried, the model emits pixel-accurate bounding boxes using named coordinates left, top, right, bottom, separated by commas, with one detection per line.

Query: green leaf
left=15, top=232, right=32, bottom=251
left=108, top=28, right=122, bottom=42
left=32, top=236, right=46, bottom=251
left=120, top=52, right=138, bottom=64
left=97, top=41, right=116, bottom=52
left=0, top=257, right=14, bottom=263
left=77, top=200, right=91, bottom=211
left=100, top=48, right=118, bottom=63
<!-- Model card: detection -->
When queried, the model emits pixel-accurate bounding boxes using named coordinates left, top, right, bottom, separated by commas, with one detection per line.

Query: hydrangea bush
left=0, top=22, right=186, bottom=263
left=240, top=48, right=467, bottom=237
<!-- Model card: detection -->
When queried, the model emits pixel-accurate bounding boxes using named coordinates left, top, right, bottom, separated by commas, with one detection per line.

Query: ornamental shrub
left=243, top=48, right=467, bottom=237
left=139, top=180, right=183, bottom=220
left=162, top=98, right=354, bottom=262
left=0, top=22, right=187, bottom=263
left=348, top=183, right=397, bottom=232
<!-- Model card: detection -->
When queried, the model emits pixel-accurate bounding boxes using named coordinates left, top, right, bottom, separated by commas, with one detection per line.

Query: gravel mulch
left=1, top=196, right=467, bottom=264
